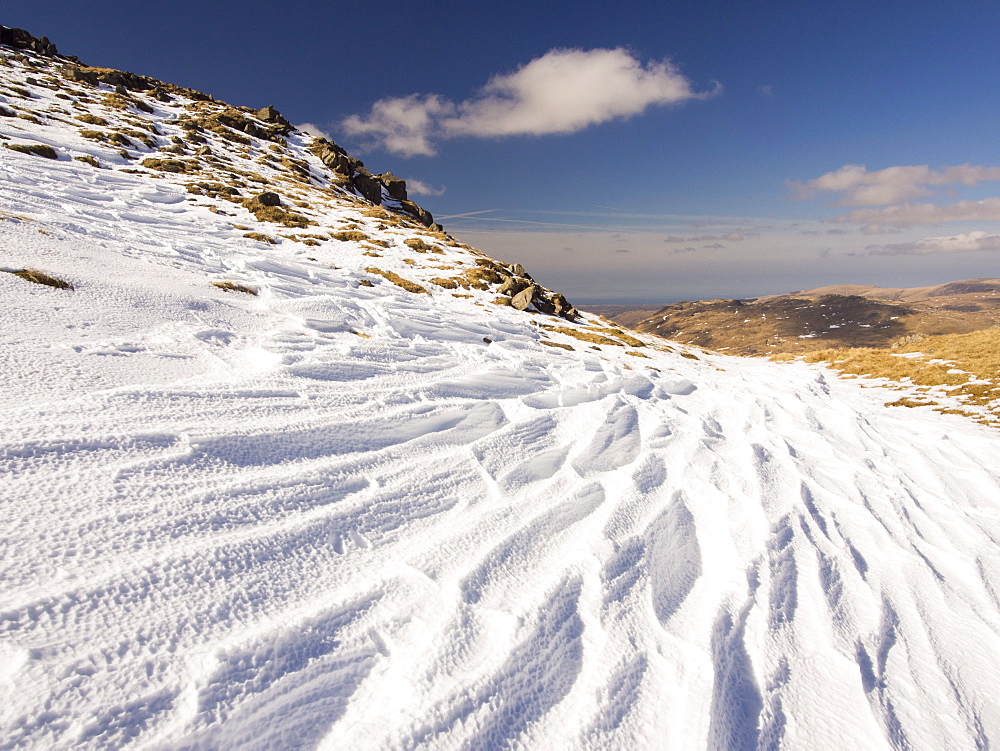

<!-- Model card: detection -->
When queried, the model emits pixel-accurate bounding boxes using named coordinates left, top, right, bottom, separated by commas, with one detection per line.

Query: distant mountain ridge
left=618, top=279, right=1000, bottom=355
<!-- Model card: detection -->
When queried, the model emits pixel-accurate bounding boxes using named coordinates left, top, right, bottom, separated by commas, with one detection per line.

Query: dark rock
left=0, top=105, right=14, bottom=117
left=352, top=172, right=383, bottom=205
left=533, top=294, right=556, bottom=316
left=0, top=27, right=60, bottom=57
left=378, top=172, right=407, bottom=201
left=252, top=191, right=281, bottom=207
left=96, top=69, right=153, bottom=92
left=243, top=121, right=263, bottom=138
left=62, top=66, right=99, bottom=86
left=551, top=293, right=577, bottom=319
left=399, top=200, right=434, bottom=227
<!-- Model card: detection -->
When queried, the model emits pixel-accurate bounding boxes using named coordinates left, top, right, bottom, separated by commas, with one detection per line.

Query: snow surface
left=3, top=50, right=1000, bottom=750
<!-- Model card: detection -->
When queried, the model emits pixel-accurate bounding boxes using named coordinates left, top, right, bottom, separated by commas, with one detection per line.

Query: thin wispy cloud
left=837, top=197, right=1000, bottom=227
left=868, top=231, right=1000, bottom=255
left=343, top=48, right=717, bottom=156
left=789, top=163, right=1000, bottom=207
left=662, top=232, right=752, bottom=243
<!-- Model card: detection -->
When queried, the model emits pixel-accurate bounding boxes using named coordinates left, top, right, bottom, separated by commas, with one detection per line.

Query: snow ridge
left=2, top=43, right=1000, bottom=750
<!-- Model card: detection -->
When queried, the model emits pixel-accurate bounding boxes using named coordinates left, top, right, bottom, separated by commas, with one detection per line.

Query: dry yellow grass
left=791, top=328, right=1000, bottom=425
left=545, top=326, right=624, bottom=347
left=364, top=267, right=428, bottom=294
left=212, top=281, right=257, bottom=295
left=7, top=268, right=74, bottom=289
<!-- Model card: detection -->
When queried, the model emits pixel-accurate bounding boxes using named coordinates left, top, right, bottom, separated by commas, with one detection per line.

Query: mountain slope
left=3, top=31, right=1000, bottom=750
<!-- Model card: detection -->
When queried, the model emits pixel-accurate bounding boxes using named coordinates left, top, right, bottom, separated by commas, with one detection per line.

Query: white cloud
left=836, top=197, right=1000, bottom=226
left=342, top=94, right=454, bottom=157
left=296, top=122, right=332, bottom=140
left=405, top=178, right=446, bottom=197
left=342, top=48, right=715, bottom=156
left=790, top=164, right=1000, bottom=207
left=869, top=231, right=1000, bottom=255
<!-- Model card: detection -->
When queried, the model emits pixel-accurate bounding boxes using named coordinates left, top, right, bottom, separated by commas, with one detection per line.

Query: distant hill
left=617, top=279, right=1000, bottom=355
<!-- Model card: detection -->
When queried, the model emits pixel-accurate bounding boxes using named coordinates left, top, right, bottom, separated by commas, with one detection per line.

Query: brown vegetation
left=6, top=268, right=74, bottom=289
left=212, top=281, right=257, bottom=295
left=364, top=267, right=428, bottom=294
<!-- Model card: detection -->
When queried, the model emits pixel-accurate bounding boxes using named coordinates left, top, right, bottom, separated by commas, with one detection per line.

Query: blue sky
left=8, top=2, right=1000, bottom=302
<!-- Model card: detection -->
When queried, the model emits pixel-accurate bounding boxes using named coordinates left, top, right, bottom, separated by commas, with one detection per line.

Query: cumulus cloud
left=342, top=48, right=716, bottom=156
left=790, top=164, right=1000, bottom=206
left=836, top=197, right=1000, bottom=226
left=342, top=94, right=454, bottom=157
left=296, top=122, right=333, bottom=140
left=868, top=231, right=1000, bottom=255
left=405, top=178, right=446, bottom=197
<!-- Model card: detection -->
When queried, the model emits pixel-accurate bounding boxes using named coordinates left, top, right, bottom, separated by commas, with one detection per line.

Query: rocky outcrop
left=398, top=200, right=435, bottom=228
left=305, top=139, right=442, bottom=225
left=309, top=138, right=365, bottom=177
left=0, top=26, right=62, bottom=57
left=498, top=270, right=577, bottom=320
left=378, top=172, right=407, bottom=202
left=351, top=169, right=384, bottom=205
left=255, top=105, right=290, bottom=127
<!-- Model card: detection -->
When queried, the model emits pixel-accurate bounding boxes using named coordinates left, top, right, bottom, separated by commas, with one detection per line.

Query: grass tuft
left=364, top=267, right=428, bottom=294
left=7, top=268, right=74, bottom=289
left=213, top=281, right=257, bottom=295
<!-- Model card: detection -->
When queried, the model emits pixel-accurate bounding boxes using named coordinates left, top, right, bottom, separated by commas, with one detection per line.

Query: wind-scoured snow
left=3, top=49, right=1000, bottom=750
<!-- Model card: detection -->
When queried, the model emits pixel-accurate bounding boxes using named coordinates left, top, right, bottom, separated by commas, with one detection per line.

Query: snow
left=3, top=49, right=1000, bottom=750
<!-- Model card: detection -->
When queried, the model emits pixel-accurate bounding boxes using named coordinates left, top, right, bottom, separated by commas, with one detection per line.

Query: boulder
left=497, top=277, right=529, bottom=297
left=351, top=172, right=383, bottom=205
left=399, top=200, right=434, bottom=227
left=62, top=66, right=99, bottom=86
left=550, top=293, right=577, bottom=319
left=241, top=192, right=282, bottom=212
left=511, top=263, right=532, bottom=280
left=97, top=69, right=153, bottom=91
left=308, top=138, right=365, bottom=177
left=378, top=172, right=407, bottom=201
left=510, top=285, right=540, bottom=311
left=255, top=105, right=290, bottom=126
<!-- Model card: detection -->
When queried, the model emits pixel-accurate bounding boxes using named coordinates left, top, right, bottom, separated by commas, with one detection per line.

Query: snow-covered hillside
left=3, top=37, right=1000, bottom=750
